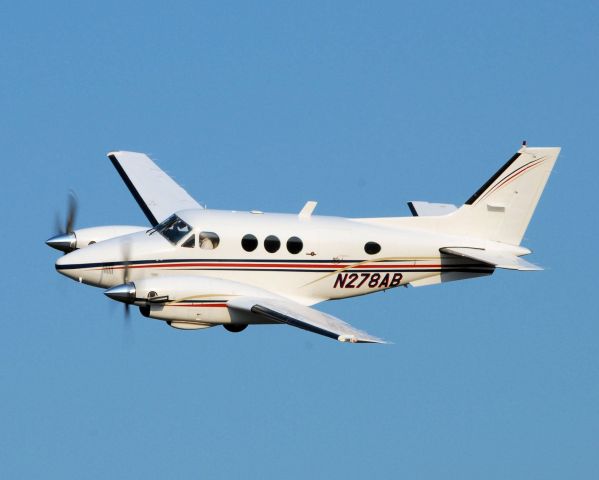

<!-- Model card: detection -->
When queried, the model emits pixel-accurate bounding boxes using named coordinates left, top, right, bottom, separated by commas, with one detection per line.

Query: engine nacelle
left=131, top=276, right=277, bottom=326
left=73, top=225, right=147, bottom=248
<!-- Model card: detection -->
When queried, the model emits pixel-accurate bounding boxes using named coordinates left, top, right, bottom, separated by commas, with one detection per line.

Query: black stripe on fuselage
left=55, top=260, right=493, bottom=275
left=56, top=258, right=365, bottom=270
left=55, top=258, right=494, bottom=272
left=56, top=258, right=380, bottom=270
left=108, top=154, right=159, bottom=226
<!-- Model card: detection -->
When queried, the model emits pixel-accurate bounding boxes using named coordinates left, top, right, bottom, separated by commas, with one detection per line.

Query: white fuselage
left=56, top=209, right=493, bottom=311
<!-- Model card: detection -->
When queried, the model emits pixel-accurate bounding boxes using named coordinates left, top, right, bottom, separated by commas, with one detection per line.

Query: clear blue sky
left=1, top=1, right=598, bottom=478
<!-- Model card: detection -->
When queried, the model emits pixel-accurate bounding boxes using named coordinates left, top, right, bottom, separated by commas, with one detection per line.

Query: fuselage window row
left=241, top=234, right=304, bottom=254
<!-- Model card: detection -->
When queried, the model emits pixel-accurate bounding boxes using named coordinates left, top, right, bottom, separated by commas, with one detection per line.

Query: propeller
left=46, top=191, right=78, bottom=252
left=121, top=240, right=132, bottom=321
left=104, top=240, right=136, bottom=320
left=56, top=190, right=78, bottom=235
left=103, top=240, right=138, bottom=339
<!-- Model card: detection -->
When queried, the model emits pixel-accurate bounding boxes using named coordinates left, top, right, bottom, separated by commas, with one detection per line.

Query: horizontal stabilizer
left=408, top=201, right=458, bottom=217
left=440, top=247, right=542, bottom=271
left=227, top=296, right=385, bottom=343
left=108, top=151, right=202, bottom=226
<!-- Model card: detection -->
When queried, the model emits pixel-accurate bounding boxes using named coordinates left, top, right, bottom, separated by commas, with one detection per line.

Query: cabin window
left=181, top=234, right=196, bottom=248
left=199, top=232, right=220, bottom=250
left=241, top=234, right=258, bottom=252
left=364, top=241, right=381, bottom=255
left=264, top=235, right=281, bottom=253
left=286, top=236, right=303, bottom=254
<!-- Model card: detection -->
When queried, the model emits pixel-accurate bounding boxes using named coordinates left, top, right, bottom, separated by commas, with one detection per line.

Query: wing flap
left=227, top=296, right=386, bottom=343
left=440, top=247, right=542, bottom=271
left=108, top=151, right=202, bottom=226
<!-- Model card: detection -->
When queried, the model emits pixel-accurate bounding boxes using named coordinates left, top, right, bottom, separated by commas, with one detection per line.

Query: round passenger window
left=199, top=232, right=220, bottom=250
left=241, top=234, right=258, bottom=252
left=264, top=235, right=281, bottom=253
left=364, top=241, right=381, bottom=255
left=286, top=236, right=303, bottom=254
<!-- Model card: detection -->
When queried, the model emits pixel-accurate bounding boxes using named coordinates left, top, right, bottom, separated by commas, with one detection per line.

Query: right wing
left=108, top=151, right=203, bottom=226
left=227, top=296, right=386, bottom=344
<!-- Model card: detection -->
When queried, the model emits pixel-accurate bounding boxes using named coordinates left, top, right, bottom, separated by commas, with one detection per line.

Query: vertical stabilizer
left=448, top=145, right=560, bottom=245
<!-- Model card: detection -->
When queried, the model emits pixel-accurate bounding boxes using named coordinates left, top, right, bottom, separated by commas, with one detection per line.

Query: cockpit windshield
left=153, top=215, right=192, bottom=244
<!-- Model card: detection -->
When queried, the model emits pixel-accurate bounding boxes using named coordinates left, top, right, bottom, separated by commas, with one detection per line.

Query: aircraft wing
left=227, top=296, right=386, bottom=343
left=108, top=151, right=202, bottom=226
left=440, top=247, right=542, bottom=271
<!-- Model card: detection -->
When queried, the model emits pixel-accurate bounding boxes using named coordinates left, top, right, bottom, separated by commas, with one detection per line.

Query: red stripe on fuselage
left=97, top=262, right=451, bottom=271
left=169, top=303, right=228, bottom=308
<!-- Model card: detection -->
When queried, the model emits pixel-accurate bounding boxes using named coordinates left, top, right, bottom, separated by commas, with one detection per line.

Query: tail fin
left=449, top=145, right=560, bottom=245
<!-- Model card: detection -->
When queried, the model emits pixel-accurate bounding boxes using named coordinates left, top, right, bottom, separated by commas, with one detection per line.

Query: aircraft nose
left=46, top=233, right=76, bottom=252
left=55, top=251, right=77, bottom=279
left=54, top=248, right=102, bottom=285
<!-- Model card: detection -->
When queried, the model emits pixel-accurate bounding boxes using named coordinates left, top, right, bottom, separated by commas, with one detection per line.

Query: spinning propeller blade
left=121, top=240, right=133, bottom=321
left=65, top=191, right=78, bottom=234
left=46, top=191, right=78, bottom=252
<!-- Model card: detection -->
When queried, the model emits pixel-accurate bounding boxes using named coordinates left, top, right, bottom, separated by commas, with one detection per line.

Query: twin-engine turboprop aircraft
left=47, top=144, right=560, bottom=343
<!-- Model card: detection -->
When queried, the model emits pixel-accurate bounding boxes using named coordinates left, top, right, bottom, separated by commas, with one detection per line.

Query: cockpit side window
left=199, top=231, right=220, bottom=250
left=155, top=215, right=193, bottom=244
left=181, top=234, right=196, bottom=248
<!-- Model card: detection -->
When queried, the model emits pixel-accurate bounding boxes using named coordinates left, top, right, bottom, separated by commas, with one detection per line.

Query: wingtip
left=338, top=334, right=389, bottom=344
left=107, top=150, right=148, bottom=158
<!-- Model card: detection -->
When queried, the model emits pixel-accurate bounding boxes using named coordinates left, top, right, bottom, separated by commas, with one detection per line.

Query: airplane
left=46, top=143, right=560, bottom=343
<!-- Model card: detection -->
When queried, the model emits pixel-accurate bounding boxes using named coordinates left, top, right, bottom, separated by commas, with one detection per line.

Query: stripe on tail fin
left=448, top=146, right=560, bottom=245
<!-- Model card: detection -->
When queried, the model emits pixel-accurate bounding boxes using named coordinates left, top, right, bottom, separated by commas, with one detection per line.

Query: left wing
left=108, top=151, right=202, bottom=226
left=227, top=296, right=386, bottom=343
